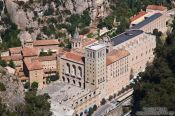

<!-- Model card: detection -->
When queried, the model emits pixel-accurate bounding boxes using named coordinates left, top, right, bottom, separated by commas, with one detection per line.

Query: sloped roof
left=9, top=47, right=22, bottom=54
left=62, top=52, right=84, bottom=64
left=33, top=39, right=59, bottom=46
left=1, top=55, right=23, bottom=61
left=38, top=55, right=56, bottom=61
left=130, top=11, right=147, bottom=22
left=106, top=49, right=130, bottom=65
left=24, top=59, right=42, bottom=71
left=22, top=47, right=38, bottom=57
left=111, top=30, right=143, bottom=46
left=131, top=13, right=162, bottom=29
left=147, top=5, right=167, bottom=11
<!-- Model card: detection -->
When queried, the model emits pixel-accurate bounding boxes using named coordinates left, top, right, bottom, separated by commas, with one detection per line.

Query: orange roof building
left=1, top=55, right=23, bottom=61
left=33, top=39, right=59, bottom=46
left=106, top=49, right=130, bottom=65
left=9, top=47, right=22, bottom=55
left=130, top=11, right=147, bottom=23
left=82, top=39, right=97, bottom=47
left=38, top=55, right=57, bottom=62
left=22, top=47, right=38, bottom=57
left=146, top=5, right=167, bottom=12
left=63, top=52, right=84, bottom=64
left=24, top=59, right=43, bottom=71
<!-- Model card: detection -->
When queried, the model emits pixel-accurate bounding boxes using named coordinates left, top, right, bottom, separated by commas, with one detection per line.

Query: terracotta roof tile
left=106, top=49, right=130, bottom=65
left=22, top=47, right=38, bottom=57
left=147, top=5, right=167, bottom=11
left=9, top=47, right=22, bottom=54
left=1, top=55, right=23, bottom=61
left=38, top=55, right=56, bottom=61
left=24, top=59, right=43, bottom=71
left=130, top=11, right=147, bottom=22
left=20, top=76, right=29, bottom=81
left=83, top=39, right=97, bottom=47
left=63, top=52, right=84, bottom=64
left=33, top=39, right=59, bottom=46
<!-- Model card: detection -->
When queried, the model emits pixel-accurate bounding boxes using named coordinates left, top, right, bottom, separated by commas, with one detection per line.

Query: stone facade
left=60, top=52, right=85, bottom=89
left=1, top=39, right=60, bottom=89
left=59, top=30, right=156, bottom=115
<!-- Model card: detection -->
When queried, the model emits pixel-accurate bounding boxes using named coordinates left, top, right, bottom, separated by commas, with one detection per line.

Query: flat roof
left=111, top=30, right=143, bottom=46
left=86, top=43, right=106, bottom=50
left=131, top=13, right=162, bottom=29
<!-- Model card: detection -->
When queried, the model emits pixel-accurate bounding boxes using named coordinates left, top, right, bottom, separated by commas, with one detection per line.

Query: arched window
left=62, top=76, right=65, bottom=82
left=67, top=78, right=70, bottom=83
left=78, top=66, right=82, bottom=77
left=79, top=82, right=81, bottom=87
left=66, top=63, right=70, bottom=73
left=72, top=65, right=76, bottom=75
left=73, top=80, right=75, bottom=84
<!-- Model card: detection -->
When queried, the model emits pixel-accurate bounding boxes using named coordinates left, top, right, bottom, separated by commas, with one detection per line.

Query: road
left=93, top=103, right=112, bottom=116
left=93, top=95, right=132, bottom=116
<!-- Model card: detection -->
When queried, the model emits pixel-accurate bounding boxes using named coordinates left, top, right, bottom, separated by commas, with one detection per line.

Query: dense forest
left=132, top=17, right=175, bottom=114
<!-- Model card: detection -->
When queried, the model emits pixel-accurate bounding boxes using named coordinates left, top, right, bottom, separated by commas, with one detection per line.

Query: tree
left=0, top=60, right=7, bottom=67
left=24, top=82, right=30, bottom=89
left=132, top=17, right=175, bottom=115
left=1, top=23, right=21, bottom=49
left=108, top=95, right=113, bottom=101
left=31, top=82, right=38, bottom=90
left=24, top=91, right=52, bottom=116
left=113, top=93, right=116, bottom=98
left=80, top=10, right=91, bottom=28
left=8, top=60, right=15, bottom=68
left=87, top=107, right=93, bottom=116
left=100, top=98, right=106, bottom=105
left=93, top=104, right=97, bottom=111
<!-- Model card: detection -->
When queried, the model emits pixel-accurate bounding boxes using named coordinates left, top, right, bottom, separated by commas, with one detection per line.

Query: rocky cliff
left=60, top=0, right=109, bottom=21
left=3, top=0, right=109, bottom=30
left=0, top=67, right=25, bottom=111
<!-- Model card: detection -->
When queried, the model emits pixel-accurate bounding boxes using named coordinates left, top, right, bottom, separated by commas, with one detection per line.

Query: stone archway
left=62, top=76, right=65, bottom=82
left=67, top=78, right=70, bottom=83
left=73, top=80, right=75, bottom=84
left=79, top=82, right=81, bottom=87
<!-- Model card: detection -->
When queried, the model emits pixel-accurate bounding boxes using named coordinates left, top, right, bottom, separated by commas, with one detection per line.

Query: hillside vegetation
left=132, top=18, right=175, bottom=114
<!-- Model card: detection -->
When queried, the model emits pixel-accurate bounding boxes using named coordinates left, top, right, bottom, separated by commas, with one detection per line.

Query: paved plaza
left=38, top=81, right=90, bottom=115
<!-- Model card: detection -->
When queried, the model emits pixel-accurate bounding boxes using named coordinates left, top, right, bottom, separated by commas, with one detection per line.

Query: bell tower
left=85, top=43, right=107, bottom=98
left=71, top=27, right=82, bottom=49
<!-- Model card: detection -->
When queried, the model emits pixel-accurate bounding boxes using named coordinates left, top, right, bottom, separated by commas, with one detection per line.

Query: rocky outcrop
left=0, top=67, right=25, bottom=111
left=5, top=0, right=29, bottom=30
left=61, top=0, right=110, bottom=21
left=4, top=0, right=109, bottom=30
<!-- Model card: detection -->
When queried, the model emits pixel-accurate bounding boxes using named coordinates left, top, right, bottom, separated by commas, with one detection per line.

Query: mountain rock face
left=61, top=0, right=109, bottom=21
left=0, top=67, right=25, bottom=111
left=4, top=0, right=109, bottom=30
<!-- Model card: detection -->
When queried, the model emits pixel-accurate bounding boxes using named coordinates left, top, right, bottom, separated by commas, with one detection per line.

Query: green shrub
left=87, top=33, right=94, bottom=38
left=100, top=98, right=106, bottom=105
left=24, top=82, right=30, bottom=89
left=8, top=60, right=15, bottom=68
left=80, top=28, right=90, bottom=35
left=0, top=60, right=7, bottom=67
left=31, top=82, right=38, bottom=90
